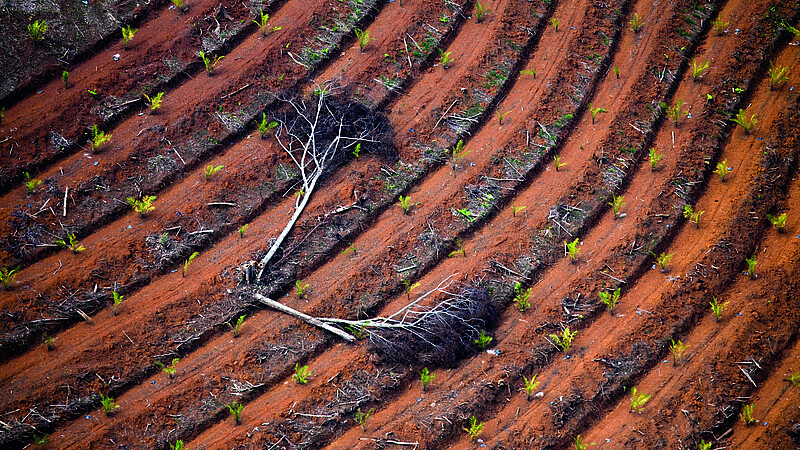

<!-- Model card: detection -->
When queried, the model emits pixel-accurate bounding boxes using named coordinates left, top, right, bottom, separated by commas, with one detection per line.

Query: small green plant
left=475, top=329, right=493, bottom=350
left=739, top=403, right=756, bottom=425
left=598, top=288, right=621, bottom=313
left=608, top=194, right=625, bottom=218
left=565, top=237, right=580, bottom=263
left=785, top=370, right=800, bottom=387
left=449, top=139, right=471, bottom=169
left=112, top=291, right=123, bottom=315
left=144, top=92, right=164, bottom=112
left=90, top=124, right=112, bottom=152
left=23, top=172, right=42, bottom=193
left=574, top=435, right=596, bottom=450
left=712, top=17, right=729, bottom=35
left=683, top=204, right=704, bottom=228
left=62, top=70, right=70, bottom=88
left=33, top=433, right=50, bottom=447
left=170, top=440, right=185, bottom=450
left=448, top=238, right=466, bottom=257
left=342, top=243, right=357, bottom=256
left=710, top=297, right=729, bottom=322
left=768, top=61, right=789, bottom=90
left=254, top=10, right=270, bottom=36
left=99, top=393, right=119, bottom=415
left=439, top=49, right=453, bottom=68
left=550, top=327, right=577, bottom=352
left=714, top=159, right=731, bottom=182
left=183, top=251, right=199, bottom=277
left=292, top=363, right=310, bottom=384
left=404, top=279, right=421, bottom=301
left=229, top=314, right=246, bottom=337
left=549, top=17, right=560, bottom=31
left=670, top=339, right=690, bottom=366
left=589, top=104, right=607, bottom=124
left=554, top=155, right=566, bottom=171
left=691, top=59, right=710, bottom=81
left=745, top=254, right=757, bottom=278
left=354, top=407, right=373, bottom=430
left=355, top=28, right=372, bottom=52
left=121, top=25, right=138, bottom=49
left=766, top=212, right=787, bottom=232
left=649, top=148, right=663, bottom=171
left=238, top=223, right=249, bottom=238
left=199, top=51, right=224, bottom=75
left=629, top=387, right=650, bottom=412
left=28, top=20, right=48, bottom=42
left=496, top=109, right=511, bottom=125
left=56, top=233, right=86, bottom=253
left=665, top=98, right=689, bottom=127
left=225, top=401, right=244, bottom=425
left=352, top=142, right=361, bottom=158
left=398, top=195, right=419, bottom=214
left=463, top=416, right=484, bottom=441
left=295, top=280, right=310, bottom=298
left=699, top=438, right=712, bottom=450
left=520, top=68, right=537, bottom=78
left=156, top=357, right=180, bottom=377
left=420, top=367, right=435, bottom=391
left=522, top=374, right=540, bottom=400
left=0, top=266, right=20, bottom=288
left=628, top=13, right=644, bottom=32
left=126, top=195, right=157, bottom=216
left=475, top=2, right=491, bottom=22
left=203, top=164, right=224, bottom=180
left=511, top=205, right=526, bottom=217
left=257, top=113, right=278, bottom=137
left=0, top=107, right=4, bottom=125
left=513, top=282, right=532, bottom=312
left=732, top=109, right=757, bottom=134
left=43, top=333, right=55, bottom=350
left=612, top=65, right=620, bottom=78
left=654, top=252, right=674, bottom=272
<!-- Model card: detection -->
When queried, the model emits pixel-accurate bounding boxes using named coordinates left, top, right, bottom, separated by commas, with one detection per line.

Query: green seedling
left=199, top=51, right=224, bottom=75
left=238, top=223, right=249, bottom=238
left=420, top=367, right=435, bottom=391
left=628, top=13, right=644, bottom=32
left=497, top=109, right=511, bottom=125
left=404, top=279, right=421, bottom=301
left=56, top=233, right=85, bottom=253
left=121, top=25, right=138, bottom=49
left=522, top=374, right=540, bottom=400
left=654, top=252, right=674, bottom=272
left=664, top=98, right=689, bottom=128
left=346, top=324, right=366, bottom=340
left=62, top=70, right=70, bottom=88
left=112, top=291, right=123, bottom=315
left=549, top=17, right=560, bottom=31
left=474, top=2, right=491, bottom=23
left=354, top=407, right=373, bottom=430
left=229, top=315, right=246, bottom=337
left=449, top=139, right=471, bottom=170
left=565, top=238, right=580, bottom=263
left=739, top=403, right=756, bottom=425
left=254, top=10, right=270, bottom=36
left=355, top=28, right=372, bottom=52
left=144, top=92, right=164, bottom=112
left=550, top=327, right=577, bottom=352
left=629, top=387, right=650, bottom=412
left=295, top=280, right=309, bottom=298
left=342, top=243, right=357, bottom=256
left=712, top=17, right=729, bottom=35
left=732, top=109, right=757, bottom=134
left=33, top=433, right=50, bottom=447
left=448, top=238, right=466, bottom=257
left=43, top=333, right=55, bottom=351
left=710, top=297, right=728, bottom=322
left=612, top=65, right=620, bottom=78
left=126, top=195, right=157, bottom=216
left=257, top=113, right=278, bottom=137
left=0, top=266, right=20, bottom=288
left=608, top=194, right=625, bottom=218
left=714, top=159, right=731, bottom=182
left=649, top=148, right=663, bottom=171
left=785, top=371, right=800, bottom=387
left=513, top=282, right=532, bottom=312
left=182, top=251, right=199, bottom=277
left=768, top=61, right=789, bottom=90
left=745, top=254, right=757, bottom=278
left=474, top=329, right=492, bottom=350
left=170, top=440, right=185, bottom=450
left=699, top=439, right=713, bottom=450
left=589, top=104, right=607, bottom=124
left=28, top=20, right=48, bottom=42
left=156, top=357, right=180, bottom=377
left=292, top=363, right=310, bottom=384
left=691, top=59, right=710, bottom=81
left=90, top=124, right=112, bottom=152
left=511, top=205, right=526, bottom=217
left=99, top=393, right=119, bottom=415
left=23, top=172, right=42, bottom=193
left=0, top=107, right=4, bottom=125
left=398, top=195, right=419, bottom=214
left=670, top=339, right=689, bottom=366
left=203, top=164, right=224, bottom=180
left=598, top=288, right=620, bottom=313
left=464, top=416, right=484, bottom=441
left=574, top=435, right=596, bottom=450
left=439, top=49, right=453, bottom=68
left=554, top=155, right=566, bottom=171
left=683, top=204, right=704, bottom=228
left=520, top=68, right=536, bottom=78
left=766, top=212, right=787, bottom=232
left=226, top=401, right=243, bottom=425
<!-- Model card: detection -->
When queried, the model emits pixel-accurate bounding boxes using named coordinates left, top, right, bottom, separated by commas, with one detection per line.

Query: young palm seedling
left=257, top=113, right=278, bottom=137
left=170, top=0, right=186, bottom=12
left=549, top=17, right=560, bottom=31
left=295, top=280, right=309, bottom=298
left=513, top=282, right=532, bottom=312
left=511, top=205, right=526, bottom=217
left=522, top=374, right=540, bottom=400
left=127, top=195, right=157, bottom=216
left=745, top=254, right=757, bottom=278
left=203, top=164, right=224, bottom=180
left=254, top=10, right=270, bottom=36
left=496, top=109, right=511, bottom=125
left=170, top=440, right=186, bottom=450
left=628, top=13, right=644, bottom=32
left=612, top=65, right=620, bottom=78
left=352, top=142, right=361, bottom=158
left=229, top=315, right=246, bottom=337
left=589, top=104, right=607, bottom=124
left=785, top=371, right=800, bottom=387
left=144, top=92, right=164, bottom=112
left=448, top=238, right=466, bottom=258
left=732, top=109, right=757, bottom=134
left=565, top=238, right=580, bottom=263
left=62, top=70, right=70, bottom=88
left=182, top=251, right=199, bottom=277
left=403, top=279, right=420, bottom=301
left=629, top=387, right=650, bottom=412
left=520, top=68, right=537, bottom=78
left=156, top=357, right=180, bottom=377
left=768, top=61, right=789, bottom=90
left=43, top=333, right=55, bottom=351
left=449, top=139, right=470, bottom=171
left=691, top=59, right=710, bottom=81
left=598, top=288, right=620, bottom=313
left=464, top=416, right=485, bottom=441
left=28, top=20, right=48, bottom=42
left=56, top=233, right=86, bottom=253
left=550, top=327, right=577, bottom=352
left=99, top=393, right=120, bottom=415
left=475, top=329, right=493, bottom=350
left=238, top=223, right=249, bottom=238
left=669, top=339, right=689, bottom=366
left=699, top=439, right=713, bottom=450
left=398, top=195, right=419, bottom=214
left=649, top=148, right=663, bottom=171
left=553, top=155, right=567, bottom=171
left=439, top=49, right=453, bottom=68
left=23, top=172, right=42, bottom=193
left=654, top=252, right=674, bottom=272
left=710, top=297, right=729, bottom=322
left=714, top=159, right=731, bottom=181
left=355, top=28, right=372, bottom=52
left=608, top=193, right=625, bottom=218
left=475, top=1, right=491, bottom=22
left=199, top=51, right=224, bottom=75
left=225, top=401, right=244, bottom=425
left=354, top=407, right=373, bottom=431
left=33, top=433, right=50, bottom=447
left=766, top=212, right=787, bottom=232
left=665, top=98, right=689, bottom=128
left=292, top=363, right=310, bottom=384
left=683, top=205, right=704, bottom=228
left=712, top=17, right=729, bottom=35
left=112, top=291, right=123, bottom=315
left=574, top=435, right=596, bottom=450
left=420, top=367, right=435, bottom=391
left=121, top=25, right=138, bottom=49
left=0, top=266, right=20, bottom=289
left=90, top=124, right=112, bottom=152
left=739, top=403, right=756, bottom=425
left=342, top=243, right=357, bottom=256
